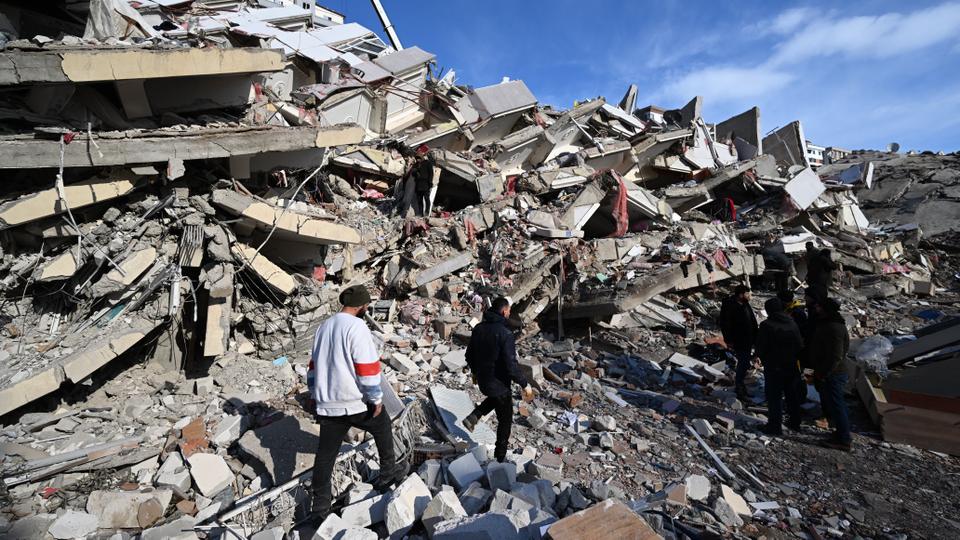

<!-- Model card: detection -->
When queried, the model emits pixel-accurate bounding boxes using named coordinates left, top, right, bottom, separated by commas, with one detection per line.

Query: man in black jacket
left=719, top=284, right=758, bottom=399
left=808, top=297, right=852, bottom=450
left=756, top=298, right=805, bottom=435
left=463, top=297, right=533, bottom=462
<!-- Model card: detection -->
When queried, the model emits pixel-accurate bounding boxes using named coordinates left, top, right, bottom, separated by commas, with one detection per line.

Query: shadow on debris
left=224, top=398, right=321, bottom=488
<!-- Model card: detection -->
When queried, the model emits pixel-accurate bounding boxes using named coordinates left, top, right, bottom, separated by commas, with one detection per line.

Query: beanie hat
left=764, top=297, right=784, bottom=314
left=339, top=285, right=371, bottom=308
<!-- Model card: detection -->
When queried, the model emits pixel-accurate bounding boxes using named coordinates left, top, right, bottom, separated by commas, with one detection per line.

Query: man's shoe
left=820, top=438, right=852, bottom=452
left=786, top=421, right=802, bottom=432
left=373, top=463, right=408, bottom=492
left=759, top=423, right=783, bottom=436
left=463, top=414, right=478, bottom=432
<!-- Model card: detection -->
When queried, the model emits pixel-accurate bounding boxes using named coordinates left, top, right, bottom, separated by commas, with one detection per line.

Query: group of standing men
left=305, top=289, right=530, bottom=525
left=303, top=243, right=851, bottom=527
left=720, top=246, right=852, bottom=451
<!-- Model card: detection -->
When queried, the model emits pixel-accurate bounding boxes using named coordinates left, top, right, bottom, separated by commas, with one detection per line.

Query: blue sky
left=335, top=0, right=960, bottom=152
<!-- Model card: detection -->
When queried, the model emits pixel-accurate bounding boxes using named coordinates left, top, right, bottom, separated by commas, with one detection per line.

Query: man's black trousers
left=311, top=409, right=396, bottom=515
left=470, top=393, right=513, bottom=461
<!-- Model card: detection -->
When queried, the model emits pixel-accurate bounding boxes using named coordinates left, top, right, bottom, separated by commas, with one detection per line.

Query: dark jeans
left=734, top=348, right=752, bottom=389
left=471, top=393, right=513, bottom=461
left=821, top=373, right=851, bottom=443
left=764, top=364, right=802, bottom=431
left=311, top=409, right=396, bottom=515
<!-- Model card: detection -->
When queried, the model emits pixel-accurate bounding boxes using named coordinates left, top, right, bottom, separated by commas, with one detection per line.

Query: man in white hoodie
left=308, top=285, right=402, bottom=521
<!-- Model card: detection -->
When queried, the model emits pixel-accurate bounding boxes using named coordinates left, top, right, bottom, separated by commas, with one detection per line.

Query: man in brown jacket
left=807, top=297, right=852, bottom=450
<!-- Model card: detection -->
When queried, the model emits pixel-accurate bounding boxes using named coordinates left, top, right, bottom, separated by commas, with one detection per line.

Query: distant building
left=825, top=146, right=851, bottom=164
left=314, top=3, right=346, bottom=26
left=805, top=140, right=825, bottom=168
left=635, top=105, right=665, bottom=125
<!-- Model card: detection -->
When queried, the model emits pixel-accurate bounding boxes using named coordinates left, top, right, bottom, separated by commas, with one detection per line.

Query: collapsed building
left=0, top=1, right=959, bottom=539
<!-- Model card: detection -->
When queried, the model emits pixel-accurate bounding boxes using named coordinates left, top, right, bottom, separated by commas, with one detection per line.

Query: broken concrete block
left=721, top=484, right=751, bottom=518
left=486, top=461, right=517, bottom=492
left=598, top=431, right=614, bottom=450
left=691, top=418, right=716, bottom=437
left=418, top=459, right=442, bottom=489
left=37, top=250, right=82, bottom=282
left=685, top=474, right=711, bottom=502
left=422, top=490, right=467, bottom=538
left=232, top=243, right=298, bottom=296
left=187, top=453, right=234, bottom=497
left=529, top=453, right=563, bottom=484
left=441, top=349, right=468, bottom=372
left=314, top=513, right=349, bottom=540
left=545, top=499, right=662, bottom=540
left=141, top=515, right=199, bottom=540
left=713, top=497, right=744, bottom=528
left=447, top=453, right=483, bottom=490
left=194, top=376, right=215, bottom=395
left=387, top=351, right=420, bottom=374
left=510, top=482, right=542, bottom=509
left=592, top=415, right=617, bottom=431
left=532, top=479, right=556, bottom=510
left=89, top=246, right=158, bottom=297
left=334, top=528, right=378, bottom=540
left=458, top=482, right=492, bottom=516
left=124, top=395, right=154, bottom=418
left=385, top=473, right=432, bottom=538
left=155, top=452, right=191, bottom=492
left=8, top=515, right=57, bottom=540
left=212, top=414, right=245, bottom=447
left=432, top=512, right=523, bottom=540
left=340, top=493, right=387, bottom=528
left=47, top=510, right=98, bottom=539
left=86, top=489, right=173, bottom=529
left=489, top=490, right=534, bottom=515
left=250, top=527, right=285, bottom=540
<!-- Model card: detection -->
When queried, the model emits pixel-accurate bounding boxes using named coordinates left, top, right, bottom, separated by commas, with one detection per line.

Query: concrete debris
left=0, top=3, right=957, bottom=540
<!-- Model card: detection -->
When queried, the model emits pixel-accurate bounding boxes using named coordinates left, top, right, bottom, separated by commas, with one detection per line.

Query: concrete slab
left=448, top=452, right=484, bottom=491
left=385, top=473, right=432, bottom=538
left=340, top=493, right=387, bottom=528
left=212, top=189, right=361, bottom=245
left=187, top=453, right=234, bottom=497
left=86, top=489, right=173, bottom=529
left=232, top=242, right=298, bottom=295
left=236, top=416, right=319, bottom=485
left=430, top=385, right=496, bottom=446
left=546, top=499, right=662, bottom=539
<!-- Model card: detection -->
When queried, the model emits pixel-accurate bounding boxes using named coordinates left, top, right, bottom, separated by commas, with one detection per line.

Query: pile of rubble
left=1, top=1, right=959, bottom=539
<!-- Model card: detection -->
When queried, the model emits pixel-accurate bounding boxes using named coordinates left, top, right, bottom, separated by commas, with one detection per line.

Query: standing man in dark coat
left=411, top=145, right=435, bottom=216
left=719, top=284, right=758, bottom=399
left=807, top=297, right=852, bottom=450
left=756, top=298, right=805, bottom=435
left=779, top=290, right=810, bottom=405
left=463, top=297, right=533, bottom=462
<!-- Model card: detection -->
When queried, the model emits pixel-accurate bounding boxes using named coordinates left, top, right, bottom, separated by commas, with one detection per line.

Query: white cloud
left=660, top=66, right=794, bottom=103
left=769, top=2, right=960, bottom=65
left=768, top=7, right=818, bottom=35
